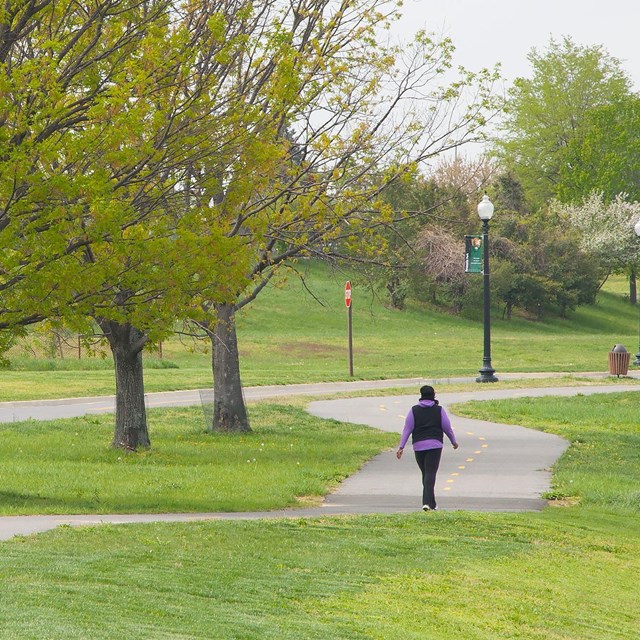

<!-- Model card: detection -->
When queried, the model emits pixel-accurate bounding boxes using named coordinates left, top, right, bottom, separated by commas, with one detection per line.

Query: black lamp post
left=476, top=194, right=498, bottom=383
left=634, top=220, right=640, bottom=367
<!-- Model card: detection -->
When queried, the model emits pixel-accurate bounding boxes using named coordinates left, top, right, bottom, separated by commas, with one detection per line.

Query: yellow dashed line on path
left=446, top=432, right=492, bottom=491
left=446, top=432, right=491, bottom=492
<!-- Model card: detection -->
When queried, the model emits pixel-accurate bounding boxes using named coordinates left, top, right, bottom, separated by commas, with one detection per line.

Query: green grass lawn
left=0, top=391, right=638, bottom=638
left=1, top=261, right=639, bottom=637
left=1, top=508, right=637, bottom=639
left=2, top=262, right=639, bottom=400
left=0, top=403, right=396, bottom=515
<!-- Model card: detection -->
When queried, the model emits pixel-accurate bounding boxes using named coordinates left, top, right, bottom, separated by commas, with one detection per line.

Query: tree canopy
left=0, top=1, right=171, bottom=331
left=2, top=0, right=501, bottom=442
left=496, top=36, right=633, bottom=208
left=558, top=95, right=640, bottom=203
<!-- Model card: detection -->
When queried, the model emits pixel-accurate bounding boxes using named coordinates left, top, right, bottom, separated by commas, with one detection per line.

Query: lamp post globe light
left=476, top=194, right=498, bottom=382
left=634, top=220, right=640, bottom=367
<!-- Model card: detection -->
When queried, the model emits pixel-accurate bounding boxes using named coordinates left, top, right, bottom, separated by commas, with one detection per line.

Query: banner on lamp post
left=465, top=235, right=483, bottom=274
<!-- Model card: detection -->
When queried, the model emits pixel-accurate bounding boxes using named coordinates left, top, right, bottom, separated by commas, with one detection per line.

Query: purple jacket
left=399, top=399, right=457, bottom=451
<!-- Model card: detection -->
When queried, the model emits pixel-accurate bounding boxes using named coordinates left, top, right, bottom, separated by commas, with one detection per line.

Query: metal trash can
left=608, top=344, right=631, bottom=377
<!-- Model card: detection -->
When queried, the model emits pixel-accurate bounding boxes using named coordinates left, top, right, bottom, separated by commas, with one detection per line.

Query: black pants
left=414, top=448, right=442, bottom=509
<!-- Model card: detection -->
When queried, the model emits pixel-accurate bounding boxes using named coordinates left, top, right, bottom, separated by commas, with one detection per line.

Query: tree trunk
left=207, top=302, right=250, bottom=432
left=386, top=275, right=405, bottom=309
left=630, top=268, right=637, bottom=305
left=98, top=319, right=150, bottom=450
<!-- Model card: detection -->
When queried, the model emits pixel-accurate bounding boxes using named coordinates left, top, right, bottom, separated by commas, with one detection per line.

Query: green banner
left=465, top=235, right=483, bottom=273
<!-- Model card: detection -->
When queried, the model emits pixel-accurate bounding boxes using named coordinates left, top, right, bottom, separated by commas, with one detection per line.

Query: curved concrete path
left=1, top=377, right=639, bottom=540
left=308, top=387, right=576, bottom=513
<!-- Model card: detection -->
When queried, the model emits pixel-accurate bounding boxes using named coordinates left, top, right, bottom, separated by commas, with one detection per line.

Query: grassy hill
left=1, top=260, right=638, bottom=400
left=233, top=260, right=639, bottom=382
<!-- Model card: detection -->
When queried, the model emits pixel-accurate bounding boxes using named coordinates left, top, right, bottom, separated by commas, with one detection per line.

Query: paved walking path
left=308, top=383, right=640, bottom=513
left=1, top=371, right=633, bottom=422
left=1, top=374, right=639, bottom=540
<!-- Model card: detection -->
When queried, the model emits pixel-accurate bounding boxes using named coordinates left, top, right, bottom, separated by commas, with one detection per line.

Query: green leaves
left=497, top=36, right=633, bottom=208
left=557, top=96, right=640, bottom=203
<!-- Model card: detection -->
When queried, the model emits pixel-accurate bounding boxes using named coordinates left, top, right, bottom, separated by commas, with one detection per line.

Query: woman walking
left=396, top=385, right=458, bottom=511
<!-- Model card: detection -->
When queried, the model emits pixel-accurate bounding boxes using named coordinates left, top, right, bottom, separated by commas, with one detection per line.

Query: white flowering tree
left=556, top=192, right=640, bottom=301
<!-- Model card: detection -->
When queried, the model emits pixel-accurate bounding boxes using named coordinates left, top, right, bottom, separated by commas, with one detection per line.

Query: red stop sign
left=345, top=281, right=352, bottom=308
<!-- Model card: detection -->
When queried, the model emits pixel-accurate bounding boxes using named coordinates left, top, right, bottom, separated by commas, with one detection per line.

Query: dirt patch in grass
left=294, top=494, right=324, bottom=507
left=547, top=496, right=581, bottom=508
left=278, top=342, right=343, bottom=357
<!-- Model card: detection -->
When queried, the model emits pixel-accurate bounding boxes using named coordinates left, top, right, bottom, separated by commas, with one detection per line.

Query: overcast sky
left=392, top=0, right=640, bottom=90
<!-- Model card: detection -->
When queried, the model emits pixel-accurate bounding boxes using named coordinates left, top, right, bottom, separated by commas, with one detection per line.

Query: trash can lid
left=612, top=344, right=628, bottom=352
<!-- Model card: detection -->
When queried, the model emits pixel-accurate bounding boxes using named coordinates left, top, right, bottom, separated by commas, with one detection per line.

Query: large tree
left=0, top=1, right=188, bottom=449
left=496, top=36, right=632, bottom=208
left=183, top=1, right=499, bottom=432
left=68, top=1, right=257, bottom=449
left=0, top=1, right=253, bottom=449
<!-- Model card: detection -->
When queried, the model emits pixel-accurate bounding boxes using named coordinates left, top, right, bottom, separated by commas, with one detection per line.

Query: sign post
left=345, top=281, right=353, bottom=376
